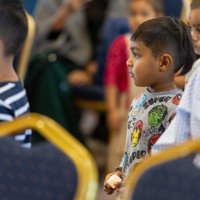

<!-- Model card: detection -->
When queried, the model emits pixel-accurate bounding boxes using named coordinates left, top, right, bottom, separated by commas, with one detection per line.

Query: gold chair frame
left=0, top=113, right=98, bottom=200
left=17, top=12, right=36, bottom=81
left=124, top=139, right=200, bottom=200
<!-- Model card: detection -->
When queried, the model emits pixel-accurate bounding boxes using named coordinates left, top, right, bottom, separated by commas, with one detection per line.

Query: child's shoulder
left=0, top=80, right=23, bottom=93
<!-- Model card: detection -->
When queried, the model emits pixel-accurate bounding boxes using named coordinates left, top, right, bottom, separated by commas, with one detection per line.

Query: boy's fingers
left=114, top=181, right=121, bottom=189
left=103, top=181, right=111, bottom=188
left=115, top=170, right=122, bottom=178
left=104, top=187, right=114, bottom=195
left=106, top=190, right=114, bottom=195
left=103, top=186, right=114, bottom=194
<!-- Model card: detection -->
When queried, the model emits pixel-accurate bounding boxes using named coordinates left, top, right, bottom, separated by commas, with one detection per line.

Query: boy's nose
left=126, top=56, right=134, bottom=68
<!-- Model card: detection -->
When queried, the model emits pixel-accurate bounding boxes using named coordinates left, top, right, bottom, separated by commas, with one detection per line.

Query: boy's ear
left=159, top=54, right=172, bottom=72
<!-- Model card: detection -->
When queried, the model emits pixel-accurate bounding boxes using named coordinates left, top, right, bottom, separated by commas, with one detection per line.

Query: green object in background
left=24, top=52, right=84, bottom=144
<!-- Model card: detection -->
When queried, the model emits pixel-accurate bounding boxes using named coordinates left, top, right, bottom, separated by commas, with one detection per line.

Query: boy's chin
left=133, top=80, right=143, bottom=87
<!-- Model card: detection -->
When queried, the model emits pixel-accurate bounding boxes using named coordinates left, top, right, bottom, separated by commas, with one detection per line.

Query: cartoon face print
left=132, top=94, right=147, bottom=117
left=148, top=134, right=161, bottom=154
left=131, top=120, right=143, bottom=147
left=172, top=93, right=182, bottom=105
left=148, top=105, right=168, bottom=127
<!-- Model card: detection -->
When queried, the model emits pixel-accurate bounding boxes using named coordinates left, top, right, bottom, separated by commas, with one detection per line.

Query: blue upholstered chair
left=0, top=137, right=77, bottom=200
left=124, top=140, right=200, bottom=200
left=0, top=113, right=98, bottom=200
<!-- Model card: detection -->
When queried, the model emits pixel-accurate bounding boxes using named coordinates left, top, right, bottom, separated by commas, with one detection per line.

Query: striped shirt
left=0, top=81, right=31, bottom=148
left=152, top=67, right=200, bottom=167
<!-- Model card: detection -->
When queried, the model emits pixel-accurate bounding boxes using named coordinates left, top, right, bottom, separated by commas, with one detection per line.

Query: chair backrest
left=0, top=113, right=98, bottom=200
left=16, top=12, right=36, bottom=82
left=0, top=137, right=77, bottom=200
left=124, top=139, right=200, bottom=200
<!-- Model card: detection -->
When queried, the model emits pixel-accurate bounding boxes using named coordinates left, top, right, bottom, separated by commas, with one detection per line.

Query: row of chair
left=0, top=112, right=200, bottom=200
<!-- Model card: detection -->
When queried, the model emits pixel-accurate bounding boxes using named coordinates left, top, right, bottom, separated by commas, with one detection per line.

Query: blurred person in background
left=24, top=0, right=96, bottom=144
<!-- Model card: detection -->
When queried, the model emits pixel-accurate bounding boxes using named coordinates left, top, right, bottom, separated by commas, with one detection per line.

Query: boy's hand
left=103, top=172, right=115, bottom=195
left=103, top=171, right=122, bottom=195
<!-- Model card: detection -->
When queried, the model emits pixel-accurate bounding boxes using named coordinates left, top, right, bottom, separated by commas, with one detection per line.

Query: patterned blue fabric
left=130, top=156, right=200, bottom=200
left=0, top=137, right=77, bottom=200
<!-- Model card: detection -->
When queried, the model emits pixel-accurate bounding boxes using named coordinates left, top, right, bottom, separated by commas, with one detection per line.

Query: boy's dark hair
left=0, top=0, right=28, bottom=56
left=190, top=0, right=200, bottom=10
left=131, top=0, right=164, bottom=16
left=131, top=16, right=196, bottom=75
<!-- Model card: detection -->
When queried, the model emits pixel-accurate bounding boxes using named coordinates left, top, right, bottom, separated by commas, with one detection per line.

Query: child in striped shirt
left=0, top=0, right=31, bottom=147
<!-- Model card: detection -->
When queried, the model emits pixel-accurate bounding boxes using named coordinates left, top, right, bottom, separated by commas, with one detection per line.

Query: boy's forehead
left=130, top=40, right=138, bottom=51
left=130, top=40, right=144, bottom=49
left=130, top=40, right=154, bottom=55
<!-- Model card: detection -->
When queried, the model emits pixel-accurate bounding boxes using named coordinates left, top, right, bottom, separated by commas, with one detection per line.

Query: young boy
left=103, top=16, right=195, bottom=198
left=0, top=1, right=31, bottom=147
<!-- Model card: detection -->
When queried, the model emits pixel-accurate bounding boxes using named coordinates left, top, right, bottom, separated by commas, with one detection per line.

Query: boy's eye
left=133, top=52, right=139, bottom=58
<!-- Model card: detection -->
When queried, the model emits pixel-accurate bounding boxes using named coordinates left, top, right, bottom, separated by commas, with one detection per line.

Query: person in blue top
left=0, top=0, right=31, bottom=147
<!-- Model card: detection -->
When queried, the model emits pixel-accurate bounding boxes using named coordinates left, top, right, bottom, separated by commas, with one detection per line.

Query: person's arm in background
left=103, top=36, right=128, bottom=131
left=52, top=0, right=89, bottom=31
left=105, top=85, right=122, bottom=131
left=67, top=61, right=97, bottom=85
left=34, top=0, right=95, bottom=86
left=34, top=0, right=88, bottom=41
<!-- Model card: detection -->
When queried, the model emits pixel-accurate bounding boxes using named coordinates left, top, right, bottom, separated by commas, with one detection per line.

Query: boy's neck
left=0, top=55, right=18, bottom=82
left=148, top=82, right=177, bottom=93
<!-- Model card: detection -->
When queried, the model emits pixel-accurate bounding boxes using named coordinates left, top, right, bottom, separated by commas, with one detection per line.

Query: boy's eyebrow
left=130, top=46, right=140, bottom=52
